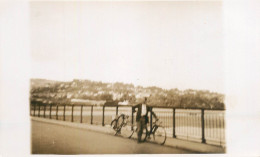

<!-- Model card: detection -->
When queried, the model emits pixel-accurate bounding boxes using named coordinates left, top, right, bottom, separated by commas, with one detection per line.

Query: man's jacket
left=132, top=103, right=157, bottom=123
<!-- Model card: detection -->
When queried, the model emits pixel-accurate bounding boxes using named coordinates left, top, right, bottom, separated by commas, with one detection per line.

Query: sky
left=31, top=1, right=224, bottom=93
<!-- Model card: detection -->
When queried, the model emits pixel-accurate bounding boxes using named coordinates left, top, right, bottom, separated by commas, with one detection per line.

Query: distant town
left=30, top=79, right=225, bottom=109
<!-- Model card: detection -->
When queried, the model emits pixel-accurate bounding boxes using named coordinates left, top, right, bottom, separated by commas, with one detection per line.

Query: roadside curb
left=31, top=117, right=225, bottom=153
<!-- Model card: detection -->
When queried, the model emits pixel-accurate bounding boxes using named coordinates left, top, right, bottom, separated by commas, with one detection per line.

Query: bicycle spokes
left=153, top=126, right=166, bottom=145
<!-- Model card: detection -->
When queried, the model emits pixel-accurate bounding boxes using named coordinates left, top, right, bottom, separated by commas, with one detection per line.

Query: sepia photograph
left=30, top=1, right=225, bottom=154
left=1, top=0, right=260, bottom=156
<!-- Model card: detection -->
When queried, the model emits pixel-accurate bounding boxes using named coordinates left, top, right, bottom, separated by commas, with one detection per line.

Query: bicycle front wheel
left=120, top=123, right=134, bottom=138
left=153, top=126, right=167, bottom=145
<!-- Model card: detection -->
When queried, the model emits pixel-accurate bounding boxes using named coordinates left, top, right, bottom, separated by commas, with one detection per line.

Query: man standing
left=132, top=97, right=158, bottom=143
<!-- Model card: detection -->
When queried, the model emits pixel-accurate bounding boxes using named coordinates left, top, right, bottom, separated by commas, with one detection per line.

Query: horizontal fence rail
left=30, top=101, right=225, bottom=147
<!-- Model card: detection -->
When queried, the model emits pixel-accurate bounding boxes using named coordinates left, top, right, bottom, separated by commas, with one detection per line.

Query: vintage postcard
left=0, top=0, right=260, bottom=156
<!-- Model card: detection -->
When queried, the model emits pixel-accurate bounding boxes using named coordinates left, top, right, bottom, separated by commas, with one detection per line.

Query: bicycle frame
left=147, top=123, right=159, bottom=138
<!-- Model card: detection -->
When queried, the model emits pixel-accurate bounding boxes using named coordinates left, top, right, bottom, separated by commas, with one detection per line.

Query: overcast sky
left=31, top=1, right=224, bottom=93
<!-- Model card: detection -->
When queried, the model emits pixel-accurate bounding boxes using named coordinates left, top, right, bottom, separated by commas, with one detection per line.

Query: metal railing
left=30, top=100, right=225, bottom=147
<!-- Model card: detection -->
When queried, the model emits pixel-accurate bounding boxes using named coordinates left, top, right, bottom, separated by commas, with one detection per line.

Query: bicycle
left=128, top=119, right=167, bottom=145
left=110, top=113, right=133, bottom=137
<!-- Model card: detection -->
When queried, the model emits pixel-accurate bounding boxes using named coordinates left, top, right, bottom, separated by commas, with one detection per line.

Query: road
left=31, top=120, right=193, bottom=154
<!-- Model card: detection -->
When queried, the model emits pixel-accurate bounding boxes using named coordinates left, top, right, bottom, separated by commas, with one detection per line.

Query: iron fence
left=30, top=101, right=225, bottom=147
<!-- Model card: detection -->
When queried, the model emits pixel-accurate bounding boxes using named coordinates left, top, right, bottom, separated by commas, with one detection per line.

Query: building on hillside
left=135, top=93, right=150, bottom=99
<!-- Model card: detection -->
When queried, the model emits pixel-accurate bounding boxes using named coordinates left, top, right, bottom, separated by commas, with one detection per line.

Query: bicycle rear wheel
left=153, top=126, right=167, bottom=145
left=111, top=119, right=118, bottom=135
left=131, top=125, right=147, bottom=142
left=127, top=125, right=147, bottom=142
left=140, top=127, right=148, bottom=142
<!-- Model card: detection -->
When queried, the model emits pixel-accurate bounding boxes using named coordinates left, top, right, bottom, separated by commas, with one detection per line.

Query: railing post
left=49, top=104, right=52, bottom=119
left=80, top=105, right=83, bottom=123
left=131, top=107, right=134, bottom=131
left=150, top=107, right=153, bottom=133
left=56, top=105, right=59, bottom=120
left=91, top=106, right=93, bottom=124
left=43, top=105, right=46, bottom=118
left=116, top=106, right=118, bottom=116
left=71, top=105, right=74, bottom=122
left=33, top=103, right=36, bottom=116
left=63, top=105, right=66, bottom=121
left=38, top=104, right=40, bottom=117
left=102, top=105, right=105, bottom=126
left=201, top=109, right=206, bottom=143
left=173, top=108, right=176, bottom=138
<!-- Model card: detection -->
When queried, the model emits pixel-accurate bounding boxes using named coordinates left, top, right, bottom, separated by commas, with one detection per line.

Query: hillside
left=30, top=79, right=225, bottom=109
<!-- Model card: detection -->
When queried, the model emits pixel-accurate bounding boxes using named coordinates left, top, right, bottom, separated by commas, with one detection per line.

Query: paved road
left=31, top=120, right=193, bottom=154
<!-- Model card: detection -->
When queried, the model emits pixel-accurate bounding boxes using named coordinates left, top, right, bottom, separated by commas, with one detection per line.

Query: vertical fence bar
left=173, top=108, right=176, bottom=138
left=150, top=107, right=153, bottom=133
left=38, top=104, right=40, bottom=117
left=180, top=112, right=182, bottom=135
left=33, top=103, right=36, bottom=116
left=91, top=106, right=93, bottom=124
left=191, top=112, right=194, bottom=136
left=131, top=107, right=134, bottom=131
left=187, top=112, right=190, bottom=138
left=102, top=106, right=105, bottom=126
left=56, top=105, right=59, bottom=120
left=43, top=105, right=46, bottom=118
left=168, top=112, right=170, bottom=128
left=116, top=106, right=118, bottom=116
left=49, top=104, right=52, bottom=119
left=80, top=105, right=83, bottom=123
left=185, top=112, right=188, bottom=139
left=216, top=113, right=220, bottom=143
left=213, top=114, right=216, bottom=139
left=208, top=113, right=211, bottom=139
left=131, top=107, right=134, bottom=130
left=222, top=113, right=225, bottom=145
left=63, top=105, right=66, bottom=121
left=219, top=113, right=222, bottom=145
left=213, top=113, right=216, bottom=140
left=209, top=114, right=212, bottom=139
left=204, top=112, right=207, bottom=139
left=71, top=105, right=74, bottom=122
left=201, top=109, right=206, bottom=143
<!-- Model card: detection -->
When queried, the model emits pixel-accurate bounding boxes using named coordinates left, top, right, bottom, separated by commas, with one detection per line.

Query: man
left=132, top=97, right=158, bottom=143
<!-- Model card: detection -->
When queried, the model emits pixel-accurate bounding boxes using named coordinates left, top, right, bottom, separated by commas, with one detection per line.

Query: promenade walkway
left=31, top=117, right=225, bottom=154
